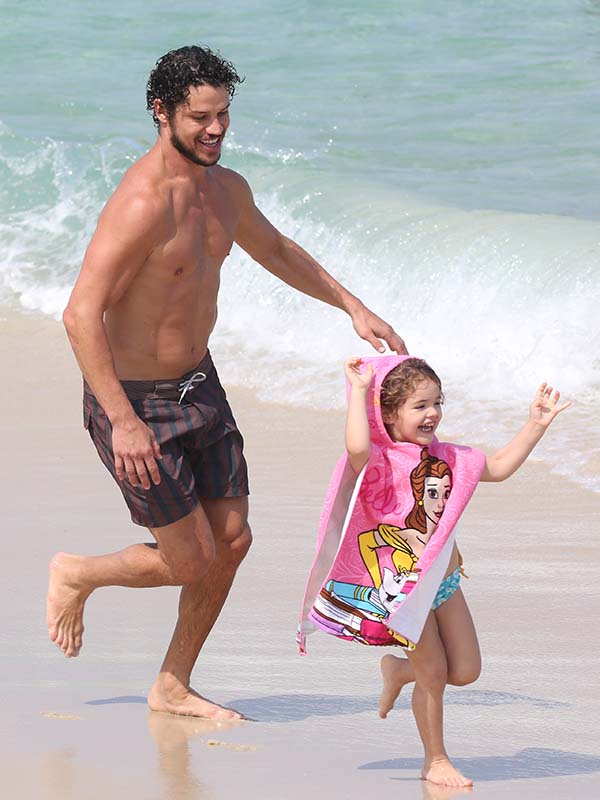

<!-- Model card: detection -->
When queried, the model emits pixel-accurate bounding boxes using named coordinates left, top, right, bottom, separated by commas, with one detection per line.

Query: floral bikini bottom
left=431, top=567, right=461, bottom=611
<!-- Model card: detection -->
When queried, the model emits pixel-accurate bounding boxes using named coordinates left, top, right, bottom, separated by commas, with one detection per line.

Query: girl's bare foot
left=379, top=654, right=413, bottom=718
left=46, top=553, right=92, bottom=658
left=422, top=757, right=473, bottom=788
left=148, top=673, right=245, bottom=720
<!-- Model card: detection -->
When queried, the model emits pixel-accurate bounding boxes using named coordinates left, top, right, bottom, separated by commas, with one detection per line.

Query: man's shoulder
left=213, top=165, right=252, bottom=198
left=119, top=152, right=167, bottom=202
left=103, top=157, right=169, bottom=227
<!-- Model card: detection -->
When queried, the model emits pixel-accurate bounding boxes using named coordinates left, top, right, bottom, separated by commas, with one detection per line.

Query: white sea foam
left=1, top=131, right=598, bottom=491
left=213, top=187, right=600, bottom=492
left=0, top=133, right=143, bottom=315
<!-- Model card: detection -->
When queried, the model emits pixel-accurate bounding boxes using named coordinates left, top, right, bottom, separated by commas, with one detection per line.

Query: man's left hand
left=351, top=305, right=407, bottom=354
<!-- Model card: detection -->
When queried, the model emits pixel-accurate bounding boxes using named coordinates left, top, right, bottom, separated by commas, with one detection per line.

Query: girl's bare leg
left=434, top=588, right=481, bottom=687
left=379, top=654, right=414, bottom=718
left=407, top=612, right=473, bottom=788
left=379, top=586, right=480, bottom=718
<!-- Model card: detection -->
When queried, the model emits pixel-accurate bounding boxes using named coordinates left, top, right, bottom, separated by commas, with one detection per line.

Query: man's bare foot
left=379, top=654, right=413, bottom=718
left=46, top=552, right=92, bottom=658
left=148, top=673, right=245, bottom=720
left=422, top=757, right=473, bottom=788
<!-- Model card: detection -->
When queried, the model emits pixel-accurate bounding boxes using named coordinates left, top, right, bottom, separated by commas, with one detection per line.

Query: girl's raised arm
left=480, top=383, right=572, bottom=482
left=344, top=358, right=374, bottom=474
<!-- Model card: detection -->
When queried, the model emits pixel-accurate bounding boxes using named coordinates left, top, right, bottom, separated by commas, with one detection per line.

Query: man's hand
left=111, top=417, right=162, bottom=490
left=350, top=304, right=407, bottom=355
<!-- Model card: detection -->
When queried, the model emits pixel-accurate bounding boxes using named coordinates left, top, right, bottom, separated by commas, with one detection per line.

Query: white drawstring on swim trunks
left=178, top=371, right=207, bottom=404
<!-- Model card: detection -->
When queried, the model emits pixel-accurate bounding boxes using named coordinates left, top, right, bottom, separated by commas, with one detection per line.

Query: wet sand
left=1, top=310, right=599, bottom=799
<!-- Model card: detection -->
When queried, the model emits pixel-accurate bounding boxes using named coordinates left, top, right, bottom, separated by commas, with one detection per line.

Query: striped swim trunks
left=83, top=350, right=249, bottom=528
left=431, top=567, right=461, bottom=611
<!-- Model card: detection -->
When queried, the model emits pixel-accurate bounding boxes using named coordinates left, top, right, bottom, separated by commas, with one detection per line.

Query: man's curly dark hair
left=146, top=46, right=244, bottom=127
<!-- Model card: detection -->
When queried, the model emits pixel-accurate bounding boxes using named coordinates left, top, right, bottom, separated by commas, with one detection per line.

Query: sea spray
left=0, top=127, right=597, bottom=490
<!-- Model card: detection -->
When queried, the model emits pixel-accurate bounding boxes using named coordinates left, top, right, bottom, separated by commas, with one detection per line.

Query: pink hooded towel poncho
left=298, top=355, right=486, bottom=653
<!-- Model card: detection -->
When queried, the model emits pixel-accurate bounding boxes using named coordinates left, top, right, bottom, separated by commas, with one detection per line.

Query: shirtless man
left=47, top=45, right=406, bottom=719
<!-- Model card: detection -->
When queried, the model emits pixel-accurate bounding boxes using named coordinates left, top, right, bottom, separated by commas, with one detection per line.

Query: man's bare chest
left=148, top=198, right=237, bottom=284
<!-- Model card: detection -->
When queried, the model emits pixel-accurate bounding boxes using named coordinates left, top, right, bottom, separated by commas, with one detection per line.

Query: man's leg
left=47, top=496, right=250, bottom=717
left=47, top=502, right=219, bottom=658
left=148, top=496, right=251, bottom=719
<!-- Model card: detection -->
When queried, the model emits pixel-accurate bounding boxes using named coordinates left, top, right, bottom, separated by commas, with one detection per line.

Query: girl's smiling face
left=383, top=377, right=443, bottom=445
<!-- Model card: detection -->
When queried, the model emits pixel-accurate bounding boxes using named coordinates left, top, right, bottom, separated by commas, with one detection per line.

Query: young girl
left=342, top=355, right=571, bottom=788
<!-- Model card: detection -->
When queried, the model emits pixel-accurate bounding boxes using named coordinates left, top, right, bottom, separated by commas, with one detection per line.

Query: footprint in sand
left=204, top=739, right=256, bottom=752
left=40, top=711, right=83, bottom=721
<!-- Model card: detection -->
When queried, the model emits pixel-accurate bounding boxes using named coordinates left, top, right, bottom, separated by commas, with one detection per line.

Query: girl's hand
left=482, top=382, right=573, bottom=483
left=344, top=357, right=374, bottom=389
left=529, top=383, right=573, bottom=427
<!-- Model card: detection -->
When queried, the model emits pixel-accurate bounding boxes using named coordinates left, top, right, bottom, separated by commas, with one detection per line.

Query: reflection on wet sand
left=38, top=748, right=80, bottom=800
left=147, top=712, right=244, bottom=799
left=421, top=779, right=473, bottom=799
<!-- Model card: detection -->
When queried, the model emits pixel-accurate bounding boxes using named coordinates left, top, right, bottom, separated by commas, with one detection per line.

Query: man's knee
left=220, top=523, right=252, bottom=565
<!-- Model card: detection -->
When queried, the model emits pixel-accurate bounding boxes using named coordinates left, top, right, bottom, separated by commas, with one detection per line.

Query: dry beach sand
left=1, top=310, right=599, bottom=799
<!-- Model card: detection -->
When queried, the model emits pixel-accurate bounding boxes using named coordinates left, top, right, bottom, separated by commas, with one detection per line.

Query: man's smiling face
left=161, top=83, right=231, bottom=167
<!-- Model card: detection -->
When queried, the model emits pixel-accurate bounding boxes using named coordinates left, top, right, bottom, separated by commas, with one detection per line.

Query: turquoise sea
left=1, top=0, right=599, bottom=490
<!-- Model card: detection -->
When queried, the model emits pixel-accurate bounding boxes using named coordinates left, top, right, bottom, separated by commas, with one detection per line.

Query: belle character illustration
left=359, top=448, right=453, bottom=589
left=312, top=448, right=453, bottom=646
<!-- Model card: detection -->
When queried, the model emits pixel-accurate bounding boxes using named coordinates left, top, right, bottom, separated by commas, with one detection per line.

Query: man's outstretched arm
left=232, top=174, right=407, bottom=354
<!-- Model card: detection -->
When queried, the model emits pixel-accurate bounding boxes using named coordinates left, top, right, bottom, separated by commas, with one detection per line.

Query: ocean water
left=1, top=0, right=599, bottom=491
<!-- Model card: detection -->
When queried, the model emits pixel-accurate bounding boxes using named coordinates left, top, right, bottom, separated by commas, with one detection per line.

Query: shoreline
left=1, top=308, right=599, bottom=799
